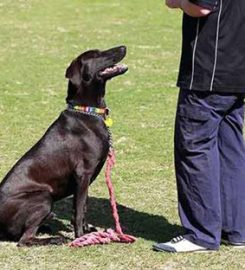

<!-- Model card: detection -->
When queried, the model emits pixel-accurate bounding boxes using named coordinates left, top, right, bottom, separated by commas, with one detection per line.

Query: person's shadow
left=48, top=196, right=183, bottom=243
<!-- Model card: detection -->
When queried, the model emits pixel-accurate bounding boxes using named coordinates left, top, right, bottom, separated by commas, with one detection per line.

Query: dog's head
left=65, top=45, right=128, bottom=106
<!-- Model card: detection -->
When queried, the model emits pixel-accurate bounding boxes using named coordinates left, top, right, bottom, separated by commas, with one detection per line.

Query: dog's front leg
left=73, top=175, right=90, bottom=238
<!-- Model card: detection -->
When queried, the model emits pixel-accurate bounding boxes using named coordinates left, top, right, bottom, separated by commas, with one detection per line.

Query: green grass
left=0, top=0, right=244, bottom=269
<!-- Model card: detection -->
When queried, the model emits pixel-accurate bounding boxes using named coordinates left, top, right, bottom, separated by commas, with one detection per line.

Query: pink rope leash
left=69, top=149, right=136, bottom=247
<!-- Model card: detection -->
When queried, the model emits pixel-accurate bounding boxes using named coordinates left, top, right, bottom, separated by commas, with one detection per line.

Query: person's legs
left=174, top=89, right=225, bottom=250
left=153, top=89, right=244, bottom=253
left=219, top=94, right=245, bottom=244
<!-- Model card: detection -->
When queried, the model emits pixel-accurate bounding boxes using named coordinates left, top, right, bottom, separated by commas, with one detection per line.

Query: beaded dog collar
left=67, top=104, right=113, bottom=127
left=72, top=105, right=109, bottom=115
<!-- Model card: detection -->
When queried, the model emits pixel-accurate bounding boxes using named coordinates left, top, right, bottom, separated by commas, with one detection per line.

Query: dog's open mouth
left=99, top=64, right=128, bottom=79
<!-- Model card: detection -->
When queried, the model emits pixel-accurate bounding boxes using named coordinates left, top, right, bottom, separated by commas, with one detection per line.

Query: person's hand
left=165, top=0, right=181, bottom=9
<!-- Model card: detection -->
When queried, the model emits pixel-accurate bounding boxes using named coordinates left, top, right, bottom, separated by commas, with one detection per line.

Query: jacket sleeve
left=189, top=0, right=219, bottom=10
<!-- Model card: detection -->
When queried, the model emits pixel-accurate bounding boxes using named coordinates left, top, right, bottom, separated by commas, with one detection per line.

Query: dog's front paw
left=75, top=227, right=84, bottom=238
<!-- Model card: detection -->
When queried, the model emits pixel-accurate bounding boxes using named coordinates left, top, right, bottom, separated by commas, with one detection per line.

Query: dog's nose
left=120, top=46, right=127, bottom=54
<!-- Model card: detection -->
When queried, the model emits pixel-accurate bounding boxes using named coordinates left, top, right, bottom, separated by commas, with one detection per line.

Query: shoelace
left=171, top=236, right=184, bottom=243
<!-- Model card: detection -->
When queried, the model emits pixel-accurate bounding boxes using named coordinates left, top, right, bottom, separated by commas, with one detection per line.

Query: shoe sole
left=153, top=246, right=215, bottom=253
left=222, top=240, right=245, bottom=248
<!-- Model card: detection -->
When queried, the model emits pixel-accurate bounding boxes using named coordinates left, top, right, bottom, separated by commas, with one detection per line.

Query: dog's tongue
left=99, top=64, right=128, bottom=76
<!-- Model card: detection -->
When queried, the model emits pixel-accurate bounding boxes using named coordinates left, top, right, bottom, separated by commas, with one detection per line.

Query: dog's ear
left=65, top=60, right=82, bottom=86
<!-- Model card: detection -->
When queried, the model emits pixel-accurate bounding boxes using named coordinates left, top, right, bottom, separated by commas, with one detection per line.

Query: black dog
left=0, top=45, right=128, bottom=246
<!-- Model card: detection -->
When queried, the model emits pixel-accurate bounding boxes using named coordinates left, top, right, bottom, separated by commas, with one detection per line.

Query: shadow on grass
left=50, top=196, right=183, bottom=243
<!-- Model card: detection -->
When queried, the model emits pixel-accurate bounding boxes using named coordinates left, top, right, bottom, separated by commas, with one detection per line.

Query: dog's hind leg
left=0, top=229, right=7, bottom=241
left=17, top=192, right=63, bottom=247
left=37, top=212, right=57, bottom=235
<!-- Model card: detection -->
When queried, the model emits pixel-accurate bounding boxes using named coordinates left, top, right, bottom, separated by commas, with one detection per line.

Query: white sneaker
left=153, top=236, right=211, bottom=253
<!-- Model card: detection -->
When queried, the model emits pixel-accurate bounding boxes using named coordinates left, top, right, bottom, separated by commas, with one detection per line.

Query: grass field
left=0, top=0, right=245, bottom=269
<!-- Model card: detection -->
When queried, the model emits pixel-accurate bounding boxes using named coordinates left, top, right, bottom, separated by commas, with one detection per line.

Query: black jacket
left=177, top=0, right=245, bottom=92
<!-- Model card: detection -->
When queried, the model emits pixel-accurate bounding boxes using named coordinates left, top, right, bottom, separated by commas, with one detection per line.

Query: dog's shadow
left=47, top=196, right=183, bottom=242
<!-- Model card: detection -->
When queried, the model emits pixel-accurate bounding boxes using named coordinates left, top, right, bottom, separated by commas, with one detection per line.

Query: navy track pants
left=175, top=89, right=245, bottom=249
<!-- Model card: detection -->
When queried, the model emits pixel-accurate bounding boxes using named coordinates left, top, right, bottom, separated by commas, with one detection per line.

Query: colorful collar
left=67, top=104, right=113, bottom=127
left=71, top=105, right=109, bottom=115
